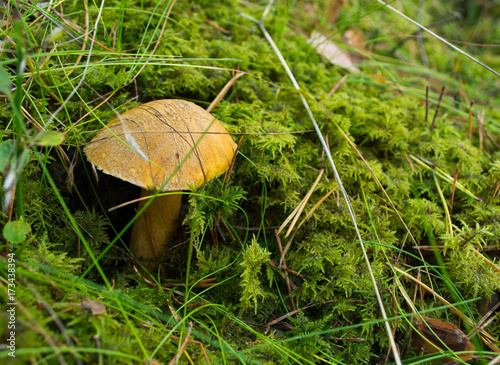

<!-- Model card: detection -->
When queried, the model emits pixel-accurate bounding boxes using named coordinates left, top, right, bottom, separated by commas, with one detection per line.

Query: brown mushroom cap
left=84, top=99, right=237, bottom=191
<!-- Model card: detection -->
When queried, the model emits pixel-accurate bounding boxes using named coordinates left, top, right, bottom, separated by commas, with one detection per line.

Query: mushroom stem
left=129, top=189, right=182, bottom=270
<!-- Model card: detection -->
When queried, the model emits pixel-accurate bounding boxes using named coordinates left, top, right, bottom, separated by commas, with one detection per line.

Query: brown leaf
left=324, top=0, right=346, bottom=25
left=81, top=297, right=106, bottom=315
left=344, top=29, right=366, bottom=49
left=412, top=317, right=475, bottom=362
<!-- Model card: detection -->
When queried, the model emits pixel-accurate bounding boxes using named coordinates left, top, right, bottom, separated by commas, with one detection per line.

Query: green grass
left=1, top=0, right=500, bottom=363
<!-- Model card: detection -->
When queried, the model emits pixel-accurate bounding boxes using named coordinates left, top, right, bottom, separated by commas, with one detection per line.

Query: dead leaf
left=81, top=297, right=106, bottom=315
left=344, top=29, right=366, bottom=49
left=324, top=0, right=346, bottom=25
left=309, top=31, right=360, bottom=73
left=412, top=317, right=475, bottom=362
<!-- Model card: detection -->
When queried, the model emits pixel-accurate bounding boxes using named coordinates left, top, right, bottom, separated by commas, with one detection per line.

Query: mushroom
left=84, top=99, right=237, bottom=270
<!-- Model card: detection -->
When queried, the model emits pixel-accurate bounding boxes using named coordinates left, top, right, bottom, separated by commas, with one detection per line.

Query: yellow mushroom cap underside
left=84, top=99, right=237, bottom=191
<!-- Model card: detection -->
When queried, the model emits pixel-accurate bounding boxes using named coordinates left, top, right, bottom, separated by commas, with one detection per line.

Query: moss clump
left=240, top=236, right=272, bottom=314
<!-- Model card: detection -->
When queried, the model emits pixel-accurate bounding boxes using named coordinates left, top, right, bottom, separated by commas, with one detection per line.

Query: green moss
left=240, top=236, right=272, bottom=314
